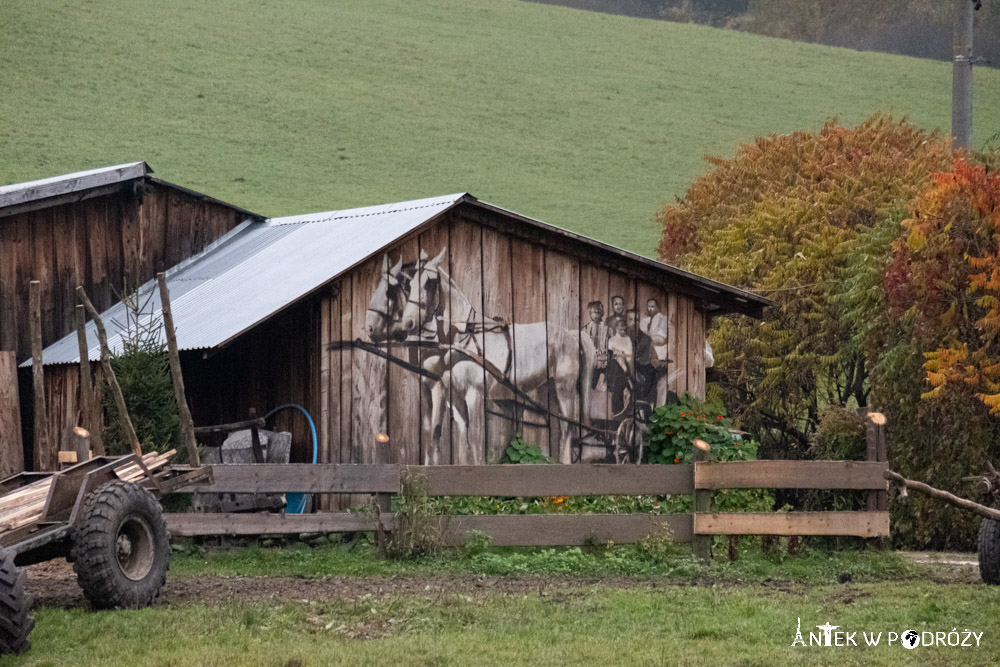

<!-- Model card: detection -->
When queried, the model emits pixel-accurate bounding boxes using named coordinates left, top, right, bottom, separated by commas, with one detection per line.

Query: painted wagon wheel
left=614, top=419, right=638, bottom=464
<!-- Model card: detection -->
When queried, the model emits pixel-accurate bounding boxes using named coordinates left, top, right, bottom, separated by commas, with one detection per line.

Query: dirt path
left=899, top=551, right=978, bottom=568
left=24, top=560, right=705, bottom=609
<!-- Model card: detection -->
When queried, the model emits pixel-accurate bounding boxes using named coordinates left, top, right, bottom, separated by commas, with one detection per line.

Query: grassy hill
left=2, top=0, right=999, bottom=256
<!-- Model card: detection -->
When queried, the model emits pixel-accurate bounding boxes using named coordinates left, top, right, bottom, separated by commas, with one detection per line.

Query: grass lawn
left=5, top=543, right=997, bottom=666
left=3, top=0, right=1000, bottom=255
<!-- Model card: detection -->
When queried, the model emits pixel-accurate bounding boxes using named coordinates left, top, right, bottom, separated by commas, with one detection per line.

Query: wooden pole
left=76, top=286, right=142, bottom=458
left=692, top=446, right=712, bottom=562
left=0, top=351, right=24, bottom=477
left=952, top=0, right=975, bottom=151
left=157, top=273, right=200, bottom=466
left=885, top=470, right=1000, bottom=522
left=865, top=411, right=889, bottom=549
left=75, top=304, right=104, bottom=456
left=29, top=280, right=50, bottom=471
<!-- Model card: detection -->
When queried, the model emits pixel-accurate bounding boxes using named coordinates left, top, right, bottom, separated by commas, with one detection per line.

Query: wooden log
left=694, top=511, right=890, bottom=538
left=157, top=273, right=199, bottom=466
left=76, top=286, right=142, bottom=458
left=411, top=463, right=693, bottom=496
left=441, top=513, right=692, bottom=546
left=884, top=470, right=1000, bottom=522
left=75, top=304, right=104, bottom=456
left=0, top=351, right=24, bottom=478
left=694, top=461, right=889, bottom=491
left=30, top=280, right=50, bottom=471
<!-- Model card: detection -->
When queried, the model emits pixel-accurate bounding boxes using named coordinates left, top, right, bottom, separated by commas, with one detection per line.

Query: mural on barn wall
left=326, top=215, right=707, bottom=468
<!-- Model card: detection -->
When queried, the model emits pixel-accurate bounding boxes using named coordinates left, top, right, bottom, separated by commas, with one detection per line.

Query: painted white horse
left=399, top=248, right=595, bottom=464
left=364, top=254, right=409, bottom=343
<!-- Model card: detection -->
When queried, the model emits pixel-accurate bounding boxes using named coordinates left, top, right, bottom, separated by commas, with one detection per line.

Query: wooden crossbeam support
left=76, top=286, right=142, bottom=458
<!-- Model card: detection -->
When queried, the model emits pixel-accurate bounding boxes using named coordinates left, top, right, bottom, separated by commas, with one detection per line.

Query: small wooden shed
left=35, top=193, right=769, bottom=473
left=0, top=162, right=259, bottom=472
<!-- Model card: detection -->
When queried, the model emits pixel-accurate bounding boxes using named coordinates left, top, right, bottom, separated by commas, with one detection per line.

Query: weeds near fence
left=375, top=471, right=451, bottom=560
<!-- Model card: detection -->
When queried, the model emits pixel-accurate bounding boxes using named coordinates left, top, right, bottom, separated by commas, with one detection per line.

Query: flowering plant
left=646, top=394, right=757, bottom=464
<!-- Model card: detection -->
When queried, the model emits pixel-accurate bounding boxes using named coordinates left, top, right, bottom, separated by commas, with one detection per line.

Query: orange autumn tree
left=900, top=158, right=1000, bottom=412
left=657, top=115, right=951, bottom=457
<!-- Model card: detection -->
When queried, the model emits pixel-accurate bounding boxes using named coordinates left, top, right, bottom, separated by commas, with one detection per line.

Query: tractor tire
left=71, top=481, right=170, bottom=609
left=0, top=545, right=34, bottom=655
left=979, top=518, right=1000, bottom=585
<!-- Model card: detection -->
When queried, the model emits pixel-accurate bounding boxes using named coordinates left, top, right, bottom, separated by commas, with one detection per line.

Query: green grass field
left=3, top=0, right=999, bottom=255
left=4, top=546, right=997, bottom=666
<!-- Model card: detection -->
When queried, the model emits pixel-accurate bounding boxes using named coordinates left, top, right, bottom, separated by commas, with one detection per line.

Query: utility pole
left=952, top=0, right=976, bottom=151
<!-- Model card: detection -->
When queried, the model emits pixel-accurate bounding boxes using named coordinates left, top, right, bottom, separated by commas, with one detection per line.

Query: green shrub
left=810, top=406, right=866, bottom=461
left=103, top=286, right=181, bottom=457
left=499, top=434, right=551, bottom=464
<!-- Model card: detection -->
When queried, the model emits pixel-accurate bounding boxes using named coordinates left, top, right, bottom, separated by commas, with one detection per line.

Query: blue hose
left=263, top=404, right=317, bottom=514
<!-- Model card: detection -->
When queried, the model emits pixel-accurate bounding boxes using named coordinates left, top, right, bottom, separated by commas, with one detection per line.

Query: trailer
left=0, top=453, right=208, bottom=654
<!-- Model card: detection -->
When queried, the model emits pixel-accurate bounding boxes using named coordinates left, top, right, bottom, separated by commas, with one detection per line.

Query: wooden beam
left=29, top=280, right=50, bottom=471
left=409, top=464, right=694, bottom=496
left=193, top=418, right=266, bottom=437
left=441, top=513, right=692, bottom=546
left=165, top=512, right=392, bottom=537
left=694, top=512, right=890, bottom=537
left=0, top=351, right=23, bottom=478
left=157, top=273, right=199, bottom=466
left=171, top=464, right=401, bottom=494
left=865, top=412, right=888, bottom=511
left=76, top=286, right=142, bottom=458
left=694, top=461, right=889, bottom=490
left=75, top=304, right=103, bottom=456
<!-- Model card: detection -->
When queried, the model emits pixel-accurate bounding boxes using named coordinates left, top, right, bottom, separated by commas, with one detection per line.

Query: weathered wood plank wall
left=318, top=208, right=708, bottom=468
left=0, top=182, right=244, bottom=364
left=3, top=181, right=246, bottom=471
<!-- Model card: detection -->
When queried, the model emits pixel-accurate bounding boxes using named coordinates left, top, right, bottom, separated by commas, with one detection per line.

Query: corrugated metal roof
left=31, top=193, right=466, bottom=366
left=0, top=162, right=150, bottom=210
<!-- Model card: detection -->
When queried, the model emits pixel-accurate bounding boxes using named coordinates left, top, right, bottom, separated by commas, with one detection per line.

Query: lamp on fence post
left=692, top=439, right=712, bottom=562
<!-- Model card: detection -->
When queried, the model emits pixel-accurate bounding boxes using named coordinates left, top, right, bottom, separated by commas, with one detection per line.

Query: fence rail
left=166, top=460, right=891, bottom=549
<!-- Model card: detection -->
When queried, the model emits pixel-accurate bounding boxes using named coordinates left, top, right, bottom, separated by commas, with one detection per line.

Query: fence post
left=865, top=411, right=888, bottom=549
left=692, top=447, right=712, bottom=562
left=0, top=351, right=23, bottom=477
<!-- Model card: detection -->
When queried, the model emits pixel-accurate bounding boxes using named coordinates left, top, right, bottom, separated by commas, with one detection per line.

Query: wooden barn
left=33, top=193, right=769, bottom=478
left=0, top=163, right=259, bottom=473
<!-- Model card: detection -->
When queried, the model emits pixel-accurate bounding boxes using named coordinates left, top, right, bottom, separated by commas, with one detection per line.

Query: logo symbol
left=902, top=630, right=919, bottom=650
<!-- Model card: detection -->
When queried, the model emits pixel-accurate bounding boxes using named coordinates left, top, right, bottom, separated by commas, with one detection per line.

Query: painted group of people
left=582, top=296, right=671, bottom=420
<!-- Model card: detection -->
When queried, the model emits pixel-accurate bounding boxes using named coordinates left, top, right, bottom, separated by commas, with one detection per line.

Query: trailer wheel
left=71, top=481, right=170, bottom=609
left=0, top=545, right=34, bottom=655
left=979, top=518, right=1000, bottom=585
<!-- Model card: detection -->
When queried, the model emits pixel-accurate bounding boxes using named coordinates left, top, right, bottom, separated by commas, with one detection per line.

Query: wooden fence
left=165, top=460, right=890, bottom=553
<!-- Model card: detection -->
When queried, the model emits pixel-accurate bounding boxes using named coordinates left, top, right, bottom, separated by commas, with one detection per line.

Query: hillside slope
left=2, top=0, right=998, bottom=255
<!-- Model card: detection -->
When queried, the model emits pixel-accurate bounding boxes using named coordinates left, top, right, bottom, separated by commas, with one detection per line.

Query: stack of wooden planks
left=0, top=450, right=175, bottom=533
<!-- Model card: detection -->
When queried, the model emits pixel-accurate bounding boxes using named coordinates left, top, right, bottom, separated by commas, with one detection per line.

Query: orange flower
left=673, top=458, right=680, bottom=463
left=717, top=415, right=723, bottom=420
